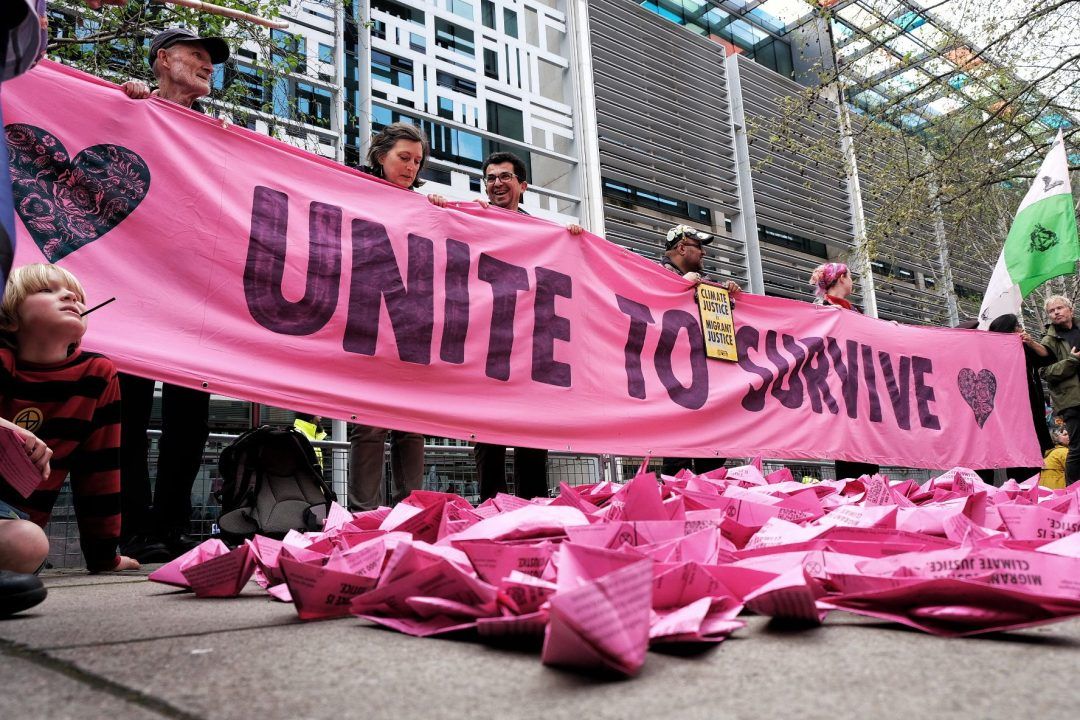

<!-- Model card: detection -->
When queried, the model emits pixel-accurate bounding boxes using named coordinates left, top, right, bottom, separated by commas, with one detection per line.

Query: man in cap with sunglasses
left=659, top=224, right=739, bottom=477
left=662, top=224, right=740, bottom=292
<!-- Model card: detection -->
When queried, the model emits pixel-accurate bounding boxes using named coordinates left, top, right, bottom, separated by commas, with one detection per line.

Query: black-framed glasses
left=484, top=171, right=519, bottom=184
left=681, top=241, right=703, bottom=250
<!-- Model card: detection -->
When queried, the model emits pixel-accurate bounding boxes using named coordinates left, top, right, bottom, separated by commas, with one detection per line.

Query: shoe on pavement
left=162, top=532, right=201, bottom=558
left=0, top=570, right=46, bottom=616
left=118, top=535, right=172, bottom=564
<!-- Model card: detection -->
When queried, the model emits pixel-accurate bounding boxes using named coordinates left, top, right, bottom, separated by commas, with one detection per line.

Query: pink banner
left=2, top=62, right=1040, bottom=468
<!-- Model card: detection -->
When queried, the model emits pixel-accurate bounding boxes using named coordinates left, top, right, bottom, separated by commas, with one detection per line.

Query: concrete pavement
left=2, top=567, right=1078, bottom=720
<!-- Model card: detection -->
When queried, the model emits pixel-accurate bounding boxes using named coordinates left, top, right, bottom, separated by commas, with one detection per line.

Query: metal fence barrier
left=42, top=430, right=934, bottom=569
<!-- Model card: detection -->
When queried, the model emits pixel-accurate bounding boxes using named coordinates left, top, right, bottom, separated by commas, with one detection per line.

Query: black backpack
left=215, top=425, right=336, bottom=540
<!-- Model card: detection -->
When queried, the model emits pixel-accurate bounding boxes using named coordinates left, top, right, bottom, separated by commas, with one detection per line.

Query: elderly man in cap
left=659, top=224, right=740, bottom=478
left=122, top=27, right=229, bottom=110
left=116, top=28, right=230, bottom=562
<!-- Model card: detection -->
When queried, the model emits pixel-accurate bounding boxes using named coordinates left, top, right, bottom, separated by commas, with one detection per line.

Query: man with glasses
left=473, top=151, right=581, bottom=500
left=480, top=151, right=583, bottom=234
left=659, top=224, right=739, bottom=477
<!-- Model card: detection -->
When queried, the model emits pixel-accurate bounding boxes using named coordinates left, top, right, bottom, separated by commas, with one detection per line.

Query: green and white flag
left=979, top=130, right=1079, bottom=328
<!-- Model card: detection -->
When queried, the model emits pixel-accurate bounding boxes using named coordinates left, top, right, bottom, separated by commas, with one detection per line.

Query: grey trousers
left=347, top=425, right=424, bottom=511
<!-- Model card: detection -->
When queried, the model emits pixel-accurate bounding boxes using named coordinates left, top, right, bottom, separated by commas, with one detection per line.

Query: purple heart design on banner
left=4, top=123, right=151, bottom=261
left=957, top=368, right=997, bottom=429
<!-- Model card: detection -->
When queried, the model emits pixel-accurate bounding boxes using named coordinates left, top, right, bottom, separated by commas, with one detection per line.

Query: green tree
left=751, top=0, right=1080, bottom=323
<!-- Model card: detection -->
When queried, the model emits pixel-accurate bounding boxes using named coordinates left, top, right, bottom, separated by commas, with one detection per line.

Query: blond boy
left=0, top=264, right=137, bottom=572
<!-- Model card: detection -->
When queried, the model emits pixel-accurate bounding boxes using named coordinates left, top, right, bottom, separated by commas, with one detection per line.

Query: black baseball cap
left=149, top=28, right=230, bottom=69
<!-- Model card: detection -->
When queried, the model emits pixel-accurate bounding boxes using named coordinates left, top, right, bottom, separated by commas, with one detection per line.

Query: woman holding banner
left=809, top=262, right=880, bottom=480
left=810, top=262, right=858, bottom=312
left=973, top=313, right=1053, bottom=485
left=346, top=122, right=445, bottom=511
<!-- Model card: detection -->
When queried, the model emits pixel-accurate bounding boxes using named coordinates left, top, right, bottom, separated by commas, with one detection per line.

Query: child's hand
left=15, top=427, right=52, bottom=480
left=115, top=555, right=141, bottom=571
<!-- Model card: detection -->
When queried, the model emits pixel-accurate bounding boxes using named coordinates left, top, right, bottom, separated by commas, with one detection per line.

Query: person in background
left=347, top=122, right=444, bottom=511
left=810, top=262, right=859, bottom=312
left=1039, top=295, right=1080, bottom=486
left=471, top=151, right=576, bottom=500
left=982, top=313, right=1052, bottom=484
left=808, top=261, right=879, bottom=480
left=1041, top=426, right=1069, bottom=490
left=659, top=224, right=739, bottom=477
left=293, top=413, right=327, bottom=469
left=118, top=28, right=231, bottom=564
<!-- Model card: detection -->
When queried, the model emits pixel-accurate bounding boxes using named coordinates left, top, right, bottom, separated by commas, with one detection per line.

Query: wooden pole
left=151, top=0, right=290, bottom=30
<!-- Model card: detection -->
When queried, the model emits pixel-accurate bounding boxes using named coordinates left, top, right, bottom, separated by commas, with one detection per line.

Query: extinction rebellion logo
left=1029, top=223, right=1059, bottom=253
left=13, top=407, right=42, bottom=433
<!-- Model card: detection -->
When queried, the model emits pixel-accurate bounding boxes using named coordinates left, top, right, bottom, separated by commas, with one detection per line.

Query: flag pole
left=151, top=0, right=290, bottom=30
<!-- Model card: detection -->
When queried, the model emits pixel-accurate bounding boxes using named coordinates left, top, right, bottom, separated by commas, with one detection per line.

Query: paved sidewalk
left=2, top=568, right=1078, bottom=720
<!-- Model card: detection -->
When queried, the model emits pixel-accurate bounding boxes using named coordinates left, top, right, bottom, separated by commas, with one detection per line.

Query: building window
left=421, top=166, right=454, bottom=185
left=271, top=29, right=306, bottom=74
left=372, top=0, right=424, bottom=23
left=426, top=119, right=484, bottom=167
left=503, top=8, right=519, bottom=38
left=640, top=0, right=794, bottom=78
left=483, top=48, right=499, bottom=79
left=231, top=64, right=265, bottom=111
left=436, top=70, right=477, bottom=96
left=481, top=0, right=496, bottom=29
left=410, top=32, right=426, bottom=52
left=296, top=83, right=333, bottom=129
left=372, top=50, right=414, bottom=91
left=448, top=0, right=474, bottom=21
left=486, top=100, right=524, bottom=141
left=869, top=259, right=892, bottom=276
left=372, top=104, right=393, bottom=127
left=603, top=179, right=712, bottom=224
left=318, top=43, right=334, bottom=64
left=759, top=226, right=827, bottom=257
left=271, top=76, right=290, bottom=117
left=438, top=97, right=455, bottom=120
left=372, top=105, right=485, bottom=169
left=955, top=285, right=980, bottom=300
left=435, top=18, right=476, bottom=57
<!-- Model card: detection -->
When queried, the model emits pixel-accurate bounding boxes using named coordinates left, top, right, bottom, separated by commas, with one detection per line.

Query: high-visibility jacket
left=293, top=418, right=327, bottom=468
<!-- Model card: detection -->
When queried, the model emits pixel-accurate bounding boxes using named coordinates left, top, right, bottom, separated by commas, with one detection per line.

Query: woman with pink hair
left=809, top=262, right=857, bottom=311
left=808, top=262, right=877, bottom=479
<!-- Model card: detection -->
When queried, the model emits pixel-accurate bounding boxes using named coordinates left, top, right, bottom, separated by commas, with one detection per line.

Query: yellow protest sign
left=696, top=284, right=737, bottom=361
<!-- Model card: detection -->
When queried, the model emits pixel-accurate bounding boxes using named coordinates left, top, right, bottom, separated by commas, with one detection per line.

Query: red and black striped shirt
left=0, top=347, right=121, bottom=570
